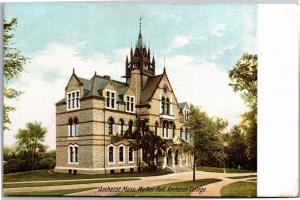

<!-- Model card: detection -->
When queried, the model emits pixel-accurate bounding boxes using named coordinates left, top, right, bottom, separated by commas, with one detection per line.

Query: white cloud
left=171, top=36, right=190, bottom=49
left=4, top=44, right=247, bottom=149
left=211, top=23, right=227, bottom=37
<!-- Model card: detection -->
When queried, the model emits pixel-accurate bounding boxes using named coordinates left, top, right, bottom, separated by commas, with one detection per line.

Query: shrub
left=39, top=157, right=55, bottom=169
left=4, top=159, right=28, bottom=174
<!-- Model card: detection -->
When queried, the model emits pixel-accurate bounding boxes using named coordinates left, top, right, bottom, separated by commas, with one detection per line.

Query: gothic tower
left=125, top=17, right=156, bottom=89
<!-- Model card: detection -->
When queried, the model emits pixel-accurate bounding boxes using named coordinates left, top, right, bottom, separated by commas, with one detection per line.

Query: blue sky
left=4, top=3, right=256, bottom=149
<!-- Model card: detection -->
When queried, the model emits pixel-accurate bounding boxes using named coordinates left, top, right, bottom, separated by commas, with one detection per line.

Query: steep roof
left=140, top=74, right=163, bottom=104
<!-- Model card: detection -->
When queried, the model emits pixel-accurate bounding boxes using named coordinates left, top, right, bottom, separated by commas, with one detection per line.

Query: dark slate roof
left=140, top=74, right=163, bottom=104
left=57, top=74, right=129, bottom=104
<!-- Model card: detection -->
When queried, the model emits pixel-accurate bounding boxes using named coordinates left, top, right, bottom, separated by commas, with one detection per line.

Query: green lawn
left=226, top=175, right=257, bottom=179
left=5, top=187, right=99, bottom=196
left=119, top=178, right=221, bottom=197
left=197, top=166, right=256, bottom=173
left=4, top=178, right=139, bottom=188
left=220, top=181, right=257, bottom=197
left=4, top=169, right=171, bottom=183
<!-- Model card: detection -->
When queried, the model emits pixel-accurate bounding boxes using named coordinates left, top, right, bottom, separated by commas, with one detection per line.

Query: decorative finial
left=94, top=71, right=97, bottom=76
left=139, top=15, right=143, bottom=34
left=72, top=68, right=75, bottom=74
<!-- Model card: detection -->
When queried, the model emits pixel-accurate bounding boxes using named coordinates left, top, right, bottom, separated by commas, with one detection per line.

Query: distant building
left=55, top=22, right=193, bottom=174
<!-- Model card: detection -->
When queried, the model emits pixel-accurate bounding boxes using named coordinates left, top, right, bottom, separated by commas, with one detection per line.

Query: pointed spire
left=72, top=68, right=75, bottom=74
left=126, top=55, right=129, bottom=64
left=152, top=56, right=155, bottom=65
left=163, top=57, right=166, bottom=74
left=136, top=16, right=144, bottom=49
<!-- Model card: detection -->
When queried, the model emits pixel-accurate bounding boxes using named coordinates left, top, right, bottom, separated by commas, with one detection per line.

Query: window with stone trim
left=172, top=124, right=176, bottom=138
left=119, top=145, right=124, bottom=163
left=108, top=145, right=114, bottom=163
left=68, top=144, right=79, bottom=163
left=106, top=90, right=116, bottom=109
left=129, top=147, right=133, bottom=162
left=125, top=96, right=135, bottom=112
left=67, top=90, right=80, bottom=110
left=108, top=117, right=114, bottom=135
left=118, top=119, right=124, bottom=135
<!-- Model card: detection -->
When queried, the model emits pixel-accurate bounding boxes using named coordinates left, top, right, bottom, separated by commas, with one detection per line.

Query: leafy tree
left=224, top=126, right=247, bottom=169
left=3, top=18, right=28, bottom=131
left=15, top=122, right=47, bottom=170
left=111, top=119, right=166, bottom=171
left=229, top=53, right=257, bottom=170
left=188, top=105, right=227, bottom=180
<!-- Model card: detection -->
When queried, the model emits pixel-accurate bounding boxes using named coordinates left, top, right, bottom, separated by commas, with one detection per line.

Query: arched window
left=118, top=119, right=124, bottom=135
left=185, top=128, right=188, bottom=140
left=155, top=121, right=159, bottom=135
left=166, top=98, right=170, bottom=115
left=129, top=147, right=133, bottom=162
left=180, top=128, right=183, bottom=138
left=69, top=144, right=78, bottom=163
left=108, top=145, right=114, bottom=163
left=119, top=145, right=124, bottom=163
left=172, top=124, right=176, bottom=138
left=161, top=97, right=165, bottom=114
left=69, top=146, right=73, bottom=162
left=74, top=146, right=78, bottom=162
left=108, top=117, right=114, bottom=135
left=128, top=120, right=133, bottom=133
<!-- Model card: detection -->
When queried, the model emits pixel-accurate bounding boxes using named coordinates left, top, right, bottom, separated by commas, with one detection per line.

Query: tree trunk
left=193, top=153, right=196, bottom=182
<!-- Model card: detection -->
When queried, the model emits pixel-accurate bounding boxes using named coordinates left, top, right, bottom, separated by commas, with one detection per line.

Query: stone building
left=55, top=24, right=193, bottom=174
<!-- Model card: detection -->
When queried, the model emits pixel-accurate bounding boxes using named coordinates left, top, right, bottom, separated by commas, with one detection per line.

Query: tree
left=3, top=18, right=28, bottom=131
left=15, top=122, right=47, bottom=170
left=188, top=105, right=227, bottom=180
left=111, top=119, right=166, bottom=171
left=224, top=126, right=247, bottom=169
left=229, top=53, right=257, bottom=170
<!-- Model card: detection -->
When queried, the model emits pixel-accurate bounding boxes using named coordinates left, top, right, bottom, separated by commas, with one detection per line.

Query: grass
left=119, top=178, right=221, bottom=197
left=197, top=166, right=256, bottom=173
left=220, top=181, right=257, bottom=197
left=5, top=187, right=99, bottom=196
left=4, top=169, right=171, bottom=183
left=4, top=178, right=139, bottom=188
left=226, top=175, right=257, bottom=179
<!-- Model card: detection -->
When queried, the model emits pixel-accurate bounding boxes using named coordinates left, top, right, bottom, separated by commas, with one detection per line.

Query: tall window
left=185, top=128, right=188, bottom=140
left=109, top=145, right=114, bottom=163
left=155, top=121, right=159, bottom=135
left=119, top=146, right=124, bottom=163
left=108, top=117, right=114, bottom=135
left=118, top=119, right=124, bottom=135
left=172, top=124, right=176, bottom=138
left=67, top=91, right=80, bottom=110
left=161, top=97, right=165, bottom=114
left=128, top=120, right=133, bottom=133
left=125, top=96, right=135, bottom=112
left=162, top=122, right=165, bottom=137
left=69, top=144, right=79, bottom=163
left=69, top=146, right=73, bottom=162
left=166, top=98, right=170, bottom=115
left=166, top=123, right=169, bottom=138
left=68, top=117, right=78, bottom=137
left=180, top=128, right=183, bottom=138
left=129, top=147, right=133, bottom=162
left=106, top=90, right=116, bottom=109
left=184, top=110, right=189, bottom=121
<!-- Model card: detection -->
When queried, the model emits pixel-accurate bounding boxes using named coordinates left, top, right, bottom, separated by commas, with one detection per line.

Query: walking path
left=4, top=171, right=256, bottom=197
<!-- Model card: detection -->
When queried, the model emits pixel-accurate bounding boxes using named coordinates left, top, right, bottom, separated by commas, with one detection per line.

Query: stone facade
left=55, top=27, right=193, bottom=174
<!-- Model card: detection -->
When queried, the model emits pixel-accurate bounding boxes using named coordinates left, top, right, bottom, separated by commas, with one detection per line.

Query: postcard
left=2, top=1, right=297, bottom=198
